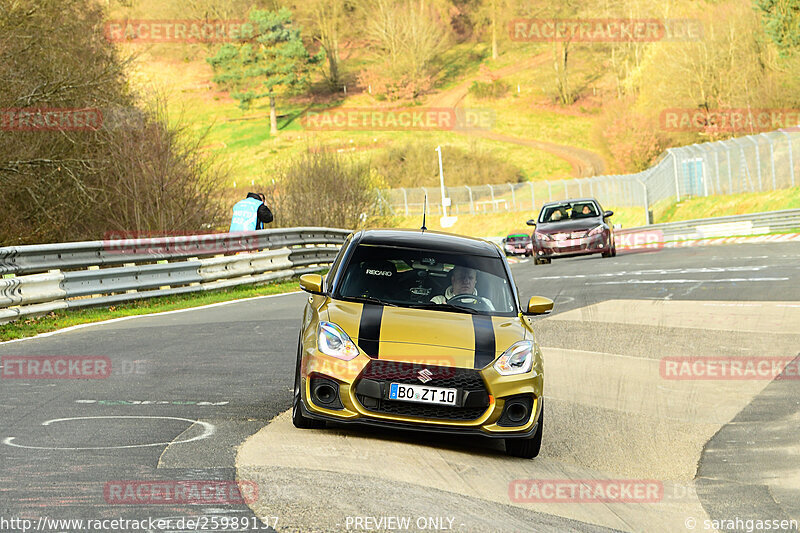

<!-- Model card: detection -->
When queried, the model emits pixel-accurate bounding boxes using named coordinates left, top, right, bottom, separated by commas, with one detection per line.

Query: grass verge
left=0, top=275, right=312, bottom=342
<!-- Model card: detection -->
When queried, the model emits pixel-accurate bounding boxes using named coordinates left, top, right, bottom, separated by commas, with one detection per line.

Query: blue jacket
left=229, top=197, right=264, bottom=232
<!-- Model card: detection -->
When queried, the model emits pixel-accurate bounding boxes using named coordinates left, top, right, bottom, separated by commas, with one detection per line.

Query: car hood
left=536, top=217, right=604, bottom=233
left=324, top=299, right=530, bottom=369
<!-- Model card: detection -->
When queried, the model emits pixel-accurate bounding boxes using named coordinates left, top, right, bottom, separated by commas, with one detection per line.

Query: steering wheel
left=447, top=293, right=493, bottom=311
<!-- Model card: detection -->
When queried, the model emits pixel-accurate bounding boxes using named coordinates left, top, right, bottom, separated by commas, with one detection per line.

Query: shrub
left=468, top=80, right=510, bottom=99
left=264, top=150, right=387, bottom=229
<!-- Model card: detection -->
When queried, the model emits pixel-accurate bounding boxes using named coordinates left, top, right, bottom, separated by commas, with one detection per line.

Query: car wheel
left=292, top=335, right=326, bottom=429
left=611, top=244, right=617, bottom=257
left=602, top=249, right=612, bottom=258
left=535, top=257, right=551, bottom=265
left=505, top=403, right=543, bottom=459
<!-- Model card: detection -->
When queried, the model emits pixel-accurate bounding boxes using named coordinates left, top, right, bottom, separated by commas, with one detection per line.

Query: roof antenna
left=420, top=193, right=428, bottom=232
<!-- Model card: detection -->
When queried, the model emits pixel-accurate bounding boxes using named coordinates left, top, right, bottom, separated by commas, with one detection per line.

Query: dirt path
left=429, top=53, right=607, bottom=178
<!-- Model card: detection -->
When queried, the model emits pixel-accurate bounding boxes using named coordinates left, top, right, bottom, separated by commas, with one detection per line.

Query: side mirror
left=604, top=210, right=614, bottom=218
left=526, top=219, right=536, bottom=227
left=299, top=273, right=324, bottom=295
left=524, top=296, right=554, bottom=315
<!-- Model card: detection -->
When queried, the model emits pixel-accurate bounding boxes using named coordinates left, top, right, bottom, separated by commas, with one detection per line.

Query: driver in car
left=431, top=266, right=495, bottom=310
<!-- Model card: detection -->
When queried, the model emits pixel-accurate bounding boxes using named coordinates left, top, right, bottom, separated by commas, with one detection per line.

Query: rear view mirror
left=299, top=273, right=324, bottom=295
left=524, top=296, right=554, bottom=315
left=526, top=219, right=536, bottom=226
left=604, top=210, right=614, bottom=218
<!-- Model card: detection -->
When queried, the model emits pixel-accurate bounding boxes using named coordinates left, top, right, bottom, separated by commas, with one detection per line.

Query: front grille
left=355, top=360, right=489, bottom=421
left=361, top=399, right=487, bottom=421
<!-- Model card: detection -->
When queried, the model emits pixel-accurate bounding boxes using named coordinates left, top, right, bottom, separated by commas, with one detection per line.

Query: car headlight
left=318, top=322, right=359, bottom=360
left=588, top=224, right=605, bottom=236
left=493, top=340, right=535, bottom=376
left=534, top=231, right=552, bottom=241
left=525, top=242, right=533, bottom=249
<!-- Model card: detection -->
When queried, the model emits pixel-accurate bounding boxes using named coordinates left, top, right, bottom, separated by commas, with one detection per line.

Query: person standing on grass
left=229, top=192, right=273, bottom=232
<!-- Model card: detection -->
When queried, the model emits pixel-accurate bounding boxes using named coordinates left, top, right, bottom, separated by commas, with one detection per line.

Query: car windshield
left=336, top=244, right=517, bottom=316
left=539, top=202, right=599, bottom=223
left=506, top=234, right=529, bottom=242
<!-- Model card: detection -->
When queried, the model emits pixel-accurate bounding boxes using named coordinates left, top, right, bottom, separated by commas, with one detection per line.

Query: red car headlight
left=534, top=231, right=552, bottom=241
left=587, top=225, right=605, bottom=236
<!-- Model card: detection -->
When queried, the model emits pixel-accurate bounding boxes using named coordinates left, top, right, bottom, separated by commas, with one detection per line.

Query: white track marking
left=3, top=415, right=215, bottom=450
left=587, top=277, right=788, bottom=285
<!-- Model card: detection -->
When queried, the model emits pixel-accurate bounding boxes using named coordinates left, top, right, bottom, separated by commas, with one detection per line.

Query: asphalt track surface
left=1, top=241, right=799, bottom=533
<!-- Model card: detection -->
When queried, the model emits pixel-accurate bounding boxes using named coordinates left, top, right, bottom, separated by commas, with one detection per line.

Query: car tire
left=505, top=403, right=543, bottom=459
left=292, top=335, right=326, bottom=430
left=611, top=244, right=617, bottom=257
left=535, top=257, right=551, bottom=265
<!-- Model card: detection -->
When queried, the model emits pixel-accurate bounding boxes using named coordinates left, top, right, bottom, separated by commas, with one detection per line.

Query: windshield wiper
left=404, top=302, right=482, bottom=315
left=342, top=295, right=398, bottom=307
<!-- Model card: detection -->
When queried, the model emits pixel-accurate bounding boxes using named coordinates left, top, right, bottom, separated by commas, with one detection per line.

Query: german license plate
left=388, top=383, right=457, bottom=406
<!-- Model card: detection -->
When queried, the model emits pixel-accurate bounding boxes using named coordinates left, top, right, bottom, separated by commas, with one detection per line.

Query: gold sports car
left=292, top=229, right=553, bottom=458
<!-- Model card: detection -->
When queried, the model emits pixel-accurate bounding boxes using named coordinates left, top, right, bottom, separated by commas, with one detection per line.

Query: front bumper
left=300, top=351, right=543, bottom=438
left=534, top=233, right=610, bottom=258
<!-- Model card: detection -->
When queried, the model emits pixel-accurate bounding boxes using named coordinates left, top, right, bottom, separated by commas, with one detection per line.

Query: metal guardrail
left=0, top=227, right=351, bottom=323
left=615, top=208, right=800, bottom=242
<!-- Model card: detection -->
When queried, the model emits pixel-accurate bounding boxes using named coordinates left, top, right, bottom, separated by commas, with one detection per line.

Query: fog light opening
left=506, top=402, right=529, bottom=423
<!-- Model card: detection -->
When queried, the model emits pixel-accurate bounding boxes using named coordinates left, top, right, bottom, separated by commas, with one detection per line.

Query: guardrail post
left=781, top=131, right=795, bottom=187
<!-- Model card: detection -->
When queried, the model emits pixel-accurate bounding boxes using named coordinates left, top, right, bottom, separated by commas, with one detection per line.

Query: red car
left=502, top=232, right=533, bottom=257
left=526, top=198, right=616, bottom=265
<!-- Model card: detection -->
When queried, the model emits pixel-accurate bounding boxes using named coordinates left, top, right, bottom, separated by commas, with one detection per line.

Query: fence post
left=562, top=180, right=568, bottom=198
left=577, top=179, right=583, bottom=197
left=725, top=142, right=733, bottom=193
left=781, top=131, right=796, bottom=187
left=529, top=182, right=535, bottom=211
left=510, top=184, right=516, bottom=211
left=747, top=136, right=763, bottom=191
left=465, top=185, right=474, bottom=214
left=488, top=184, right=495, bottom=212
left=401, top=188, right=409, bottom=216
left=760, top=133, right=777, bottom=190
left=669, top=149, right=681, bottom=202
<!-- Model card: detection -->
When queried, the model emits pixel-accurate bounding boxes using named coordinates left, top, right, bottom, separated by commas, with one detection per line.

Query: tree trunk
left=491, top=0, right=498, bottom=60
left=269, top=94, right=278, bottom=136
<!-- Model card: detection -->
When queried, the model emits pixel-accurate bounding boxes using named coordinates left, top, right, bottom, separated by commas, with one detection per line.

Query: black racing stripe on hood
left=472, top=315, right=496, bottom=369
left=358, top=304, right=383, bottom=358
